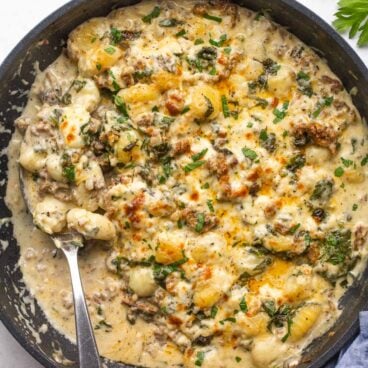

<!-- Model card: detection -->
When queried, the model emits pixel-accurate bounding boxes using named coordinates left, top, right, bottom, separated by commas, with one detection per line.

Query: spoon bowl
left=19, top=168, right=102, bottom=368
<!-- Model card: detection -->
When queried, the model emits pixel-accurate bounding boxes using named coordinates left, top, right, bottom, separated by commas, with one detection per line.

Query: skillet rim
left=0, top=1, right=367, bottom=368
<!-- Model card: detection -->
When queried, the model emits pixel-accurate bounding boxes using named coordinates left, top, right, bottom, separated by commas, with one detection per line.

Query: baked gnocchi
left=12, top=1, right=368, bottom=367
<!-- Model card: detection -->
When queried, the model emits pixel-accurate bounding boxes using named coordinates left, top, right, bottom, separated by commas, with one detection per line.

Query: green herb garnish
left=333, top=0, right=368, bottom=47
left=142, top=6, right=161, bottom=23
left=242, top=147, right=258, bottom=161
left=203, top=13, right=222, bottom=23
left=195, top=213, right=205, bottom=232
left=192, top=149, right=208, bottom=161
left=104, top=46, right=116, bottom=54
left=195, top=351, right=205, bottom=366
left=184, top=160, right=205, bottom=173
left=209, top=34, right=227, bottom=47
left=114, top=95, right=130, bottom=119
left=334, top=166, right=345, bottom=177
left=273, top=101, right=289, bottom=123
left=221, top=95, right=230, bottom=118
left=312, top=96, right=333, bottom=118
left=207, top=199, right=215, bottom=213
left=210, top=305, right=218, bottom=318
left=63, top=165, right=75, bottom=183
left=239, top=296, right=248, bottom=312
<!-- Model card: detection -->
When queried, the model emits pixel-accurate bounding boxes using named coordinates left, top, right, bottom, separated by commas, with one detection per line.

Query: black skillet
left=0, top=0, right=367, bottom=367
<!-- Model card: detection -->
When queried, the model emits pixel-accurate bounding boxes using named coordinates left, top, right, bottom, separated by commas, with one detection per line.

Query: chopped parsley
left=197, top=46, right=217, bottom=60
left=289, top=223, right=301, bottom=235
left=63, top=165, right=75, bottom=183
left=195, top=213, right=205, bottom=232
left=175, top=29, right=186, bottom=37
left=312, top=96, right=334, bottom=118
left=296, top=71, right=313, bottom=97
left=203, top=13, right=222, bottom=23
left=104, top=46, right=116, bottom=54
left=262, top=301, right=295, bottom=342
left=181, top=106, right=190, bottom=114
left=114, top=95, right=130, bottom=119
left=273, top=101, right=289, bottom=123
left=361, top=154, right=368, bottom=166
left=352, top=203, right=358, bottom=211
left=110, top=27, right=122, bottom=45
left=242, top=147, right=258, bottom=161
left=322, top=229, right=351, bottom=265
left=153, top=256, right=188, bottom=285
left=310, top=179, right=334, bottom=201
left=221, top=95, right=231, bottom=118
left=219, top=317, right=237, bottom=325
left=108, top=70, right=121, bottom=92
left=195, top=351, right=205, bottom=367
left=259, top=130, right=277, bottom=153
left=341, top=157, right=353, bottom=168
left=192, top=148, right=208, bottom=161
left=207, top=199, right=215, bottom=213
left=210, top=305, right=218, bottom=318
left=286, top=154, right=305, bottom=172
left=184, top=160, right=205, bottom=173
left=334, top=166, right=345, bottom=177
left=235, top=357, right=242, bottom=363
left=209, top=34, right=227, bottom=47
left=194, top=38, right=204, bottom=45
left=142, top=6, right=161, bottom=23
left=133, top=69, right=153, bottom=82
left=239, top=296, right=248, bottom=312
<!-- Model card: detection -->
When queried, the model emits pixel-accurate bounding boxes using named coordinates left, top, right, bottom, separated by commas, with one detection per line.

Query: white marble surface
left=0, top=1, right=367, bottom=367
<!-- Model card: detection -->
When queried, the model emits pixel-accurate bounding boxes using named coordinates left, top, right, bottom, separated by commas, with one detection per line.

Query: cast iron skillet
left=0, top=0, right=367, bottom=367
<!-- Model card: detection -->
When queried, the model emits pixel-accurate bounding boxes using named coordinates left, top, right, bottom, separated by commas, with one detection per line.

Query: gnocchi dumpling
left=155, top=232, right=185, bottom=265
left=34, top=197, right=72, bottom=234
left=114, top=130, right=140, bottom=164
left=71, top=78, right=101, bottom=112
left=19, top=143, right=47, bottom=173
left=128, top=267, right=157, bottom=297
left=59, top=106, right=91, bottom=148
left=267, top=65, right=295, bottom=99
left=67, top=208, right=116, bottom=240
left=46, top=154, right=65, bottom=182
left=189, top=84, right=221, bottom=120
left=289, top=304, right=321, bottom=342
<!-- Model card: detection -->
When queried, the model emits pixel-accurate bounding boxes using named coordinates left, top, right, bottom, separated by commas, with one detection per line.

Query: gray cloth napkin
left=335, top=311, right=368, bottom=368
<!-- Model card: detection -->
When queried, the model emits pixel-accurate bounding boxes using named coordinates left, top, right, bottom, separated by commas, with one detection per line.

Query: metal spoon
left=19, top=169, right=102, bottom=368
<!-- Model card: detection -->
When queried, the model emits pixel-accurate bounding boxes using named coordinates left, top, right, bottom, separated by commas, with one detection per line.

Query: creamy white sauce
left=5, top=1, right=368, bottom=368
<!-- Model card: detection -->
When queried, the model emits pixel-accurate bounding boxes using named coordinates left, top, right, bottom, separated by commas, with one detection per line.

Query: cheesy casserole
left=10, top=1, right=368, bottom=367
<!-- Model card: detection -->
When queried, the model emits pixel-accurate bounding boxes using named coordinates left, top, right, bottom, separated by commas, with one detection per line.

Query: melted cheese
left=8, top=1, right=368, bottom=367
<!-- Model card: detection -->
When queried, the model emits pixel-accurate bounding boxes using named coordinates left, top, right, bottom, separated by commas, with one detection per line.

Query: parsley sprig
left=333, top=0, right=368, bottom=47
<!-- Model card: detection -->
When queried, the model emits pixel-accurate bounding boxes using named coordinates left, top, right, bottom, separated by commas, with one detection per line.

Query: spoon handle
left=62, top=246, right=102, bottom=368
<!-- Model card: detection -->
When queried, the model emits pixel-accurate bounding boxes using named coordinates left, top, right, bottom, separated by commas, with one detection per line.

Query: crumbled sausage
left=165, top=90, right=185, bottom=116
left=292, top=122, right=339, bottom=154
left=207, top=153, right=237, bottom=178
left=181, top=208, right=218, bottom=233
left=353, top=224, right=368, bottom=249
left=171, top=139, right=191, bottom=156
left=264, top=204, right=277, bottom=219
left=192, top=3, right=208, bottom=16
left=321, top=75, right=343, bottom=94
left=121, top=292, right=159, bottom=315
